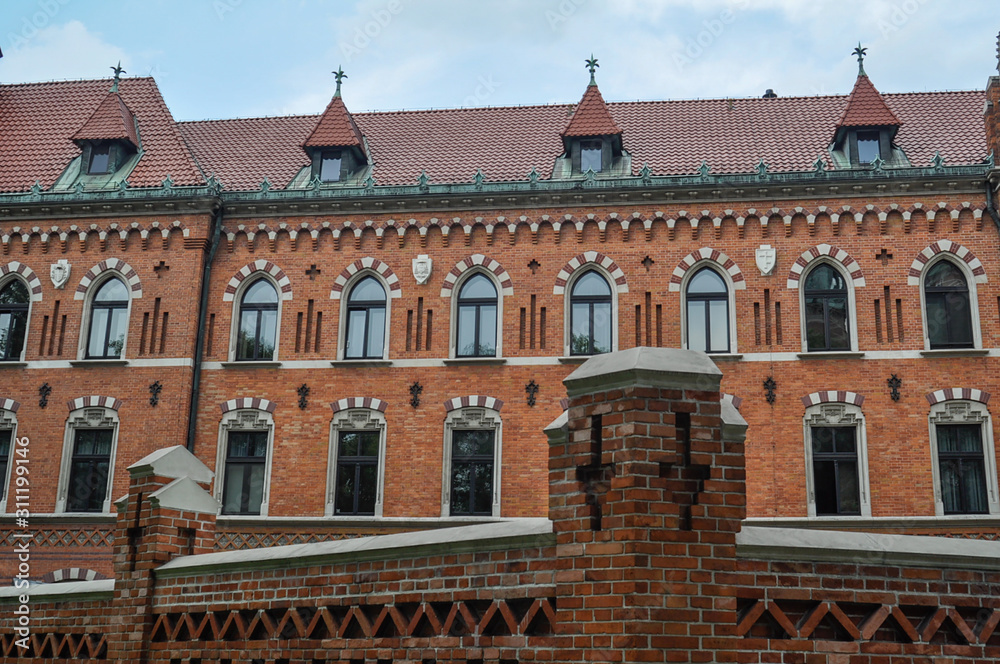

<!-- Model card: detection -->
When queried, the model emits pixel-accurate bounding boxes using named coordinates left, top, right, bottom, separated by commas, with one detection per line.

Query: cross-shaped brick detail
left=305, top=264, right=322, bottom=280
left=642, top=255, right=655, bottom=271
left=876, top=248, right=893, bottom=265
left=527, top=259, right=540, bottom=274
left=153, top=260, right=169, bottom=277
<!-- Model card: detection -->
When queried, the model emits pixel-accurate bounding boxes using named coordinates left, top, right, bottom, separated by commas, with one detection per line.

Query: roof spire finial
left=110, top=61, right=126, bottom=93
left=585, top=54, right=599, bottom=86
left=852, top=42, right=868, bottom=77
left=995, top=30, right=999, bottom=73
left=333, top=66, right=347, bottom=97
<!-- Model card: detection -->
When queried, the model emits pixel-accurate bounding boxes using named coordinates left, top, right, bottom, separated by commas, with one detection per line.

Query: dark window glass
left=345, top=276, right=386, bottom=359
left=86, top=278, right=128, bottom=359
left=570, top=270, right=612, bottom=356
left=0, top=280, right=29, bottom=361
left=0, top=429, right=10, bottom=498
left=88, top=144, right=111, bottom=174
left=321, top=151, right=342, bottom=182
left=456, top=274, right=498, bottom=357
left=811, top=426, right=861, bottom=516
left=937, top=424, right=988, bottom=514
left=450, top=429, right=495, bottom=516
left=580, top=139, right=602, bottom=173
left=66, top=428, right=113, bottom=512
left=924, top=261, right=973, bottom=349
left=803, top=264, right=850, bottom=352
left=856, top=130, right=880, bottom=164
left=686, top=268, right=729, bottom=353
left=221, top=430, right=268, bottom=515
left=237, top=280, right=278, bottom=360
left=334, top=430, right=380, bottom=515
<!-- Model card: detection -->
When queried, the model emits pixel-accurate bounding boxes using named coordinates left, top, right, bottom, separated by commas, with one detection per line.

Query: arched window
left=803, top=264, right=850, bottom=352
left=0, top=280, right=29, bottom=362
left=456, top=273, right=498, bottom=357
left=685, top=267, right=729, bottom=354
left=570, top=270, right=612, bottom=356
left=237, top=279, right=278, bottom=361
left=924, top=260, right=973, bottom=349
left=86, top=278, right=129, bottom=359
left=344, top=276, right=386, bottom=359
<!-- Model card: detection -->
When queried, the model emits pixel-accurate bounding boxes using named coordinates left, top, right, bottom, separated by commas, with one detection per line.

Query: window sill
left=796, top=351, right=865, bottom=360
left=707, top=353, right=743, bottom=362
left=443, top=357, right=507, bottom=366
left=69, top=359, right=129, bottom=367
left=557, top=356, right=589, bottom=364
left=0, top=361, right=28, bottom=368
left=220, top=361, right=282, bottom=368
left=919, top=348, right=989, bottom=357
left=330, top=359, right=393, bottom=367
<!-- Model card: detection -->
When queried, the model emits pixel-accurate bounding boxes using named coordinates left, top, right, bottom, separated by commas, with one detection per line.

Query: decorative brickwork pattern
left=925, top=387, right=991, bottom=405
left=0, top=398, right=19, bottom=413
left=668, top=247, right=746, bottom=291
left=801, top=390, right=866, bottom=407
left=787, top=243, right=865, bottom=289
left=330, top=397, right=388, bottom=413
left=74, top=258, right=143, bottom=300
left=222, top=259, right=292, bottom=301
left=330, top=257, right=401, bottom=299
left=0, top=633, right=108, bottom=659
left=214, top=531, right=356, bottom=550
left=0, top=261, right=42, bottom=300
left=40, top=568, right=107, bottom=583
left=0, top=528, right=113, bottom=548
left=219, top=397, right=276, bottom=413
left=553, top=250, right=628, bottom=294
left=443, top=395, right=503, bottom=412
left=66, top=395, right=122, bottom=411
left=440, top=254, right=514, bottom=297
left=906, top=239, right=988, bottom=285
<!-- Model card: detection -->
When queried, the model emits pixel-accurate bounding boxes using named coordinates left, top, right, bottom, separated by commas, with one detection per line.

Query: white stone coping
left=0, top=579, right=114, bottom=603
left=737, top=525, right=1000, bottom=571
left=157, top=518, right=554, bottom=578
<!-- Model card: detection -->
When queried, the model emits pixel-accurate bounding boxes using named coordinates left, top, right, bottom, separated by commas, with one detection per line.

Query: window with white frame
left=85, top=277, right=130, bottom=359
left=344, top=275, right=387, bottom=360
left=928, top=400, right=999, bottom=515
left=216, top=409, right=275, bottom=516
left=57, top=407, right=119, bottom=513
left=0, top=408, right=16, bottom=513
left=802, top=402, right=871, bottom=517
left=683, top=265, right=734, bottom=354
left=567, top=269, right=614, bottom=356
left=235, top=278, right=279, bottom=361
left=921, top=258, right=978, bottom=350
left=454, top=272, right=499, bottom=358
left=800, top=261, right=856, bottom=352
left=327, top=408, right=387, bottom=516
left=442, top=407, right=502, bottom=517
left=0, top=278, right=30, bottom=362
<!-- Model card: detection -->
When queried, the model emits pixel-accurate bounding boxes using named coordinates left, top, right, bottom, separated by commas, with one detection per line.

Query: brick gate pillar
left=548, top=347, right=747, bottom=663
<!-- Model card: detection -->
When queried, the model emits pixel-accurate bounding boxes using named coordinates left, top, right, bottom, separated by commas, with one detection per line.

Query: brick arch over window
left=223, top=260, right=292, bottom=302
left=74, top=258, right=143, bottom=300
left=443, top=395, right=504, bottom=412
left=926, top=388, right=991, bottom=405
left=41, top=568, right=108, bottom=583
left=1, top=262, right=42, bottom=301
left=67, top=395, right=123, bottom=411
left=553, top=251, right=628, bottom=294
left=331, top=258, right=401, bottom=300
left=440, top=254, right=514, bottom=298
left=668, top=248, right=746, bottom=292
left=220, top=397, right=277, bottom=414
left=0, top=398, right=20, bottom=413
left=907, top=240, right=988, bottom=286
left=330, top=397, right=388, bottom=413
left=786, top=245, right=865, bottom=290
left=801, top=391, right=865, bottom=408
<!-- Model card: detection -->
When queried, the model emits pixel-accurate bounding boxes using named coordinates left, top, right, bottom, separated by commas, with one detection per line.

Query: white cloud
left=3, top=20, right=129, bottom=83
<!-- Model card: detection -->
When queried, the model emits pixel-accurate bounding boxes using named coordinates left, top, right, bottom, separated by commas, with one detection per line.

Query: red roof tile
left=71, top=91, right=141, bottom=148
left=561, top=84, right=622, bottom=138
left=836, top=74, right=902, bottom=130
left=302, top=95, right=364, bottom=149
left=0, top=78, right=203, bottom=193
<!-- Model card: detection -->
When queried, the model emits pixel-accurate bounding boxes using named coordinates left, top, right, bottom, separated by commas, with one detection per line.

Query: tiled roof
left=71, top=91, right=141, bottom=148
left=836, top=74, right=903, bottom=130
left=0, top=78, right=203, bottom=193
left=302, top=95, right=364, bottom=149
left=561, top=84, right=622, bottom=138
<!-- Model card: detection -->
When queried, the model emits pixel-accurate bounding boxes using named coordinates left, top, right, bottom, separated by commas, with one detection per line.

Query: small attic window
left=856, top=130, right=880, bottom=163
left=320, top=150, right=343, bottom=182
left=88, top=144, right=112, bottom=174
left=580, top=140, right=603, bottom=173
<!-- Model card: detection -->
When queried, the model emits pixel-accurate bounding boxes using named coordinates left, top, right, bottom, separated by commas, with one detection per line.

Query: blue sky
left=1, top=0, right=998, bottom=121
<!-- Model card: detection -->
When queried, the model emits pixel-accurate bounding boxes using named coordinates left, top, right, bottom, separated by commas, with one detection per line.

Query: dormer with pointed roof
left=69, top=63, right=143, bottom=182
left=301, top=67, right=368, bottom=184
left=830, top=45, right=906, bottom=168
left=554, top=56, right=628, bottom=178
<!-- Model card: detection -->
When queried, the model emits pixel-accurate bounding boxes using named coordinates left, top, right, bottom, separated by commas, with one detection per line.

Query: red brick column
left=549, top=347, right=747, bottom=663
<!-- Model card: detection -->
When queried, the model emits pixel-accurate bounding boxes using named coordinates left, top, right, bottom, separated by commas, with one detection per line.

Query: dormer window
left=580, top=140, right=603, bottom=173
left=855, top=130, right=880, bottom=163
left=88, top=143, right=112, bottom=174
left=320, top=150, right=343, bottom=182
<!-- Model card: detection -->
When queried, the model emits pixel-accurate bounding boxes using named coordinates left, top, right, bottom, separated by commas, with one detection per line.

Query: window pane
left=0, top=280, right=29, bottom=304
left=836, top=460, right=861, bottom=514
left=811, top=427, right=834, bottom=454
left=827, top=297, right=849, bottom=350
left=107, top=308, right=128, bottom=357
left=257, top=309, right=277, bottom=359
left=926, top=261, right=967, bottom=288
left=89, top=147, right=110, bottom=174
left=321, top=153, right=342, bottom=182
left=687, top=301, right=707, bottom=352
left=339, top=431, right=360, bottom=457
left=804, top=298, right=826, bottom=351
left=346, top=309, right=368, bottom=359
left=572, top=271, right=611, bottom=297
left=708, top=300, right=729, bottom=352
left=358, top=431, right=380, bottom=457
left=349, top=276, right=385, bottom=303
left=592, top=302, right=611, bottom=354
left=451, top=464, right=473, bottom=514
left=959, top=461, right=988, bottom=514
left=335, top=465, right=356, bottom=514
left=459, top=274, right=496, bottom=300
left=0, top=430, right=9, bottom=496
left=945, top=292, right=973, bottom=346
left=813, top=460, right=838, bottom=515
left=834, top=427, right=858, bottom=454
left=95, top=278, right=128, bottom=302
left=456, top=305, right=477, bottom=356
left=238, top=310, right=259, bottom=359
left=688, top=268, right=726, bottom=294
left=581, top=145, right=602, bottom=173
left=358, top=464, right=378, bottom=513
left=242, top=280, right=278, bottom=304
left=571, top=302, right=591, bottom=355
left=88, top=307, right=110, bottom=357
left=479, top=305, right=497, bottom=356
left=473, top=462, right=493, bottom=514
left=938, top=424, right=982, bottom=453
left=0, top=310, right=26, bottom=360
left=222, top=464, right=249, bottom=513
left=856, top=136, right=880, bottom=164
left=366, top=307, right=385, bottom=357
left=804, top=265, right=846, bottom=292
left=925, top=295, right=948, bottom=347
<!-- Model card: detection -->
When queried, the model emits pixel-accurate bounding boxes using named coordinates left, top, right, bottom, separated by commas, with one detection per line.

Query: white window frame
left=680, top=261, right=738, bottom=354
left=0, top=408, right=18, bottom=513
left=798, top=258, right=859, bottom=353
left=449, top=268, right=504, bottom=359
left=56, top=407, right=120, bottom=514
left=327, top=408, right=388, bottom=517
left=215, top=408, right=276, bottom=516
left=918, top=256, right=982, bottom=351
left=337, top=270, right=391, bottom=361
left=802, top=401, right=871, bottom=518
left=441, top=406, right=502, bottom=518
left=927, top=400, right=999, bottom=516
left=228, top=275, right=283, bottom=362
left=78, top=273, right=133, bottom=361
left=0, top=274, right=32, bottom=363
left=563, top=264, right=618, bottom=357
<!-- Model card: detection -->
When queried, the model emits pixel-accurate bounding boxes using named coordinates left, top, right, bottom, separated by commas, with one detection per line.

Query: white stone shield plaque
left=755, top=245, right=776, bottom=276
left=50, top=259, right=71, bottom=289
left=412, top=255, right=432, bottom=285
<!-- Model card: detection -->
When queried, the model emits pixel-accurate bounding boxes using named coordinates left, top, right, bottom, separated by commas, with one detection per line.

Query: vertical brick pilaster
left=987, top=72, right=1000, bottom=160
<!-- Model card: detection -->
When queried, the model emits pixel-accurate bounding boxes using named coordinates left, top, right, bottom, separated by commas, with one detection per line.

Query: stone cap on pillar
left=126, top=445, right=214, bottom=483
left=563, top=346, right=722, bottom=397
left=721, top=398, right=748, bottom=442
left=543, top=411, right=568, bottom=443
left=148, top=477, right=220, bottom=515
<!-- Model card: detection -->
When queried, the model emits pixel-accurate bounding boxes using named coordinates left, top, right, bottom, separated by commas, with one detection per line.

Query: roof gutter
left=186, top=203, right=223, bottom=452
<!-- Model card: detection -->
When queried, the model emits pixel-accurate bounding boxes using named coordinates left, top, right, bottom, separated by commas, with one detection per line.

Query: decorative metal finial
left=585, top=54, right=599, bottom=85
left=333, top=66, right=347, bottom=97
left=110, top=61, right=126, bottom=93
left=852, top=43, right=867, bottom=77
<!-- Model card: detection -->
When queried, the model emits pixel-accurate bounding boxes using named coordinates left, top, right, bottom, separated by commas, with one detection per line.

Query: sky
left=1, top=0, right=998, bottom=122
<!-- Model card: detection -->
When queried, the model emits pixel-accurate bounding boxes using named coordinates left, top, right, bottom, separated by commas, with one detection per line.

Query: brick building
left=1, top=35, right=1000, bottom=591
